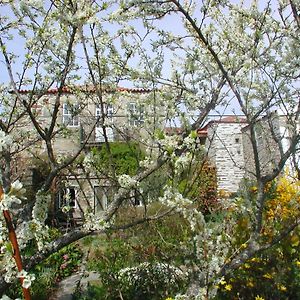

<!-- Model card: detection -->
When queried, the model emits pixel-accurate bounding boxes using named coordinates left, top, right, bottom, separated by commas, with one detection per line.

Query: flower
left=0, top=194, right=22, bottom=210
left=63, top=254, right=69, bottom=260
left=60, top=263, right=68, bottom=269
left=263, top=273, right=272, bottom=279
left=255, top=296, right=265, bottom=300
left=83, top=212, right=111, bottom=231
left=0, top=130, right=12, bottom=152
left=32, top=191, right=51, bottom=223
left=118, top=174, right=138, bottom=189
left=278, top=284, right=287, bottom=292
left=10, top=181, right=23, bottom=193
left=244, top=263, right=250, bottom=269
left=17, top=270, right=35, bottom=289
left=224, top=284, right=232, bottom=291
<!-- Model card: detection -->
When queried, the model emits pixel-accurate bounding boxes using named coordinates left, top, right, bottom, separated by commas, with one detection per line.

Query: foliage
left=263, top=174, right=300, bottom=239
left=91, top=142, right=145, bottom=176
left=216, top=232, right=300, bottom=300
left=178, top=158, right=219, bottom=215
left=0, top=0, right=299, bottom=298
left=116, top=262, right=187, bottom=300
left=216, top=174, right=300, bottom=299
left=77, top=211, right=192, bottom=299
left=6, top=242, right=82, bottom=300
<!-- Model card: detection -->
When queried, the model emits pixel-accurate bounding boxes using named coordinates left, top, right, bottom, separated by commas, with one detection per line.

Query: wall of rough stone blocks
left=242, top=114, right=282, bottom=178
left=206, top=122, right=246, bottom=193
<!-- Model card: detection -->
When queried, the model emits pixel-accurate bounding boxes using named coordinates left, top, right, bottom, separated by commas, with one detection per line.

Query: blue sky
left=1, top=0, right=274, bottom=116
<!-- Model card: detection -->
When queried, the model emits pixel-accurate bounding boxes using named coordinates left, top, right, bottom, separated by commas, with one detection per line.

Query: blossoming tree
left=0, top=0, right=299, bottom=299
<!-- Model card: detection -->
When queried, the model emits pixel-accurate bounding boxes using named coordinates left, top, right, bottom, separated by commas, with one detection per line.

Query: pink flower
left=60, top=263, right=68, bottom=269
left=63, top=254, right=69, bottom=260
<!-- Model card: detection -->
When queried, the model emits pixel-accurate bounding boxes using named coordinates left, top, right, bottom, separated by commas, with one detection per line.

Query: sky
left=0, top=0, right=277, bottom=116
left=0, top=0, right=261, bottom=86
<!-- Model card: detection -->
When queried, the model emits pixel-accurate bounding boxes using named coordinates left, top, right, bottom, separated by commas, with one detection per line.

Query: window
left=130, top=190, right=142, bottom=206
left=62, top=103, right=79, bottom=127
left=93, top=186, right=112, bottom=212
left=95, top=104, right=114, bottom=142
left=58, top=187, right=77, bottom=209
left=95, top=103, right=114, bottom=127
left=128, top=102, right=144, bottom=126
left=107, top=104, right=114, bottom=118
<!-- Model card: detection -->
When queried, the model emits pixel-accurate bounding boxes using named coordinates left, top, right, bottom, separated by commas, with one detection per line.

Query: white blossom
left=139, top=156, right=154, bottom=168
left=159, top=186, right=192, bottom=209
left=3, top=255, right=17, bottom=283
left=182, top=134, right=196, bottom=150
left=0, top=194, right=21, bottom=211
left=158, top=135, right=180, bottom=154
left=174, top=153, right=192, bottom=175
left=0, top=218, right=6, bottom=244
left=29, top=220, right=50, bottom=251
left=83, top=212, right=110, bottom=231
left=32, top=191, right=51, bottom=223
left=10, top=180, right=26, bottom=198
left=0, top=130, right=12, bottom=152
left=0, top=295, right=21, bottom=300
left=118, top=174, right=138, bottom=189
left=118, top=262, right=187, bottom=285
left=83, top=153, right=94, bottom=171
left=17, top=270, right=36, bottom=289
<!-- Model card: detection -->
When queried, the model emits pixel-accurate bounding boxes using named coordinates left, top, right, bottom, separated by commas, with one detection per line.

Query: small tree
left=0, top=1, right=299, bottom=299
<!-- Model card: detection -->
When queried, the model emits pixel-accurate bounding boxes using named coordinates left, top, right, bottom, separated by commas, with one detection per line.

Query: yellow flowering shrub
left=215, top=174, right=300, bottom=299
left=263, top=174, right=300, bottom=238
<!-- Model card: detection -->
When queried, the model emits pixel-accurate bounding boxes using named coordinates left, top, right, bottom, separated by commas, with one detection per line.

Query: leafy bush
left=6, top=242, right=83, bottom=300
left=91, top=142, right=144, bottom=176
left=215, top=174, right=300, bottom=299
left=216, top=236, right=300, bottom=300
left=78, top=211, right=193, bottom=299
left=117, top=262, right=187, bottom=300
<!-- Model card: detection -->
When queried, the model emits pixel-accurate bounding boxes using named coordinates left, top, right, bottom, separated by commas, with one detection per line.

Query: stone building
left=242, top=113, right=282, bottom=177
left=15, top=85, right=158, bottom=224
left=242, top=112, right=299, bottom=179
left=198, top=116, right=247, bottom=193
left=198, top=112, right=299, bottom=194
left=15, top=82, right=299, bottom=221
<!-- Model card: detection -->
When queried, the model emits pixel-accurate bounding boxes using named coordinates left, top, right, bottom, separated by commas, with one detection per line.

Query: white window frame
left=128, top=102, right=144, bottom=126
left=58, top=187, right=77, bottom=209
left=95, top=103, right=114, bottom=127
left=95, top=104, right=114, bottom=142
left=62, top=103, right=79, bottom=127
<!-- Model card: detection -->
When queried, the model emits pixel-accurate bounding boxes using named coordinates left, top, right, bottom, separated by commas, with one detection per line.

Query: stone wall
left=206, top=122, right=246, bottom=193
left=242, top=114, right=282, bottom=178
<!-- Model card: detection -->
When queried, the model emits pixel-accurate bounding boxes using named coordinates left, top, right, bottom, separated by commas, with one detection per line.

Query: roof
left=14, top=85, right=153, bottom=95
left=197, top=115, right=247, bottom=137
left=211, top=116, right=247, bottom=124
left=164, top=127, right=184, bottom=135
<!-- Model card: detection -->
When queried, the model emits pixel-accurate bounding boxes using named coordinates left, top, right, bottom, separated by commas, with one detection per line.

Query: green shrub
left=6, top=242, right=83, bottom=300
left=91, top=142, right=144, bottom=176
left=117, top=262, right=188, bottom=300
left=80, top=211, right=193, bottom=299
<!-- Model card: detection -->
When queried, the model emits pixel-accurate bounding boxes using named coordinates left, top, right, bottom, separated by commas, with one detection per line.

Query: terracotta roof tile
left=16, top=85, right=152, bottom=94
left=197, top=116, right=247, bottom=136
